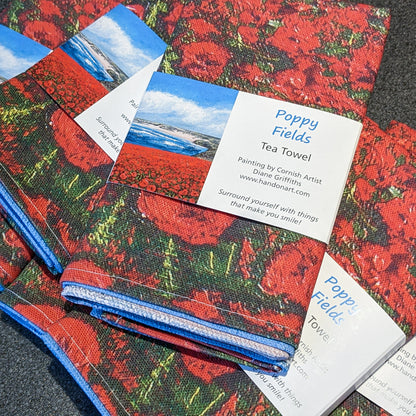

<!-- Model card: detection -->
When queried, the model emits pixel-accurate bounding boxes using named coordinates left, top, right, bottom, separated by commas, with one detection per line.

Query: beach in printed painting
left=59, top=4, right=166, bottom=90
left=125, top=72, right=238, bottom=160
left=0, top=25, right=50, bottom=82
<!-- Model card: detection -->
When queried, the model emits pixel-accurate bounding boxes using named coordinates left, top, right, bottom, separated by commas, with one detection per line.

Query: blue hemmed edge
left=42, top=333, right=111, bottom=416
left=0, top=300, right=110, bottom=416
left=62, top=283, right=296, bottom=356
left=91, top=307, right=290, bottom=376
left=62, top=282, right=295, bottom=371
left=0, top=300, right=46, bottom=338
left=0, top=180, right=63, bottom=274
left=93, top=304, right=290, bottom=375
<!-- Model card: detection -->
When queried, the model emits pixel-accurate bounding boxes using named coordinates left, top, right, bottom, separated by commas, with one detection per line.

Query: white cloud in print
left=84, top=15, right=153, bottom=76
left=0, top=44, right=35, bottom=79
left=139, top=90, right=233, bottom=138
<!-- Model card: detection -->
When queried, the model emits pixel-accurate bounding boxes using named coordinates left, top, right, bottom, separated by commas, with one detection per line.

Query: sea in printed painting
left=60, top=34, right=118, bottom=83
left=125, top=72, right=238, bottom=161
left=59, top=4, right=166, bottom=91
left=0, top=24, right=50, bottom=81
left=126, top=119, right=220, bottom=159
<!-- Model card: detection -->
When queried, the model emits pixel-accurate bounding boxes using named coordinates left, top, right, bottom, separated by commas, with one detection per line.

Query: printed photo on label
left=60, top=4, right=164, bottom=92
left=110, top=72, right=238, bottom=200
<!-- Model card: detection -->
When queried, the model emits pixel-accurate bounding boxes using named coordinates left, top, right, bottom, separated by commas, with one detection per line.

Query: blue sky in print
left=0, top=25, right=50, bottom=80
left=81, top=4, right=166, bottom=77
left=135, top=72, right=239, bottom=138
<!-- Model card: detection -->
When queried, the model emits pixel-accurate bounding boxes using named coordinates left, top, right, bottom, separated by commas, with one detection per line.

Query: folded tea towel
left=60, top=0, right=390, bottom=372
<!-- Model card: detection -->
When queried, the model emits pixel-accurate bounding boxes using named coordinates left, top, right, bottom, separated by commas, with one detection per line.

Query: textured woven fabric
left=385, top=120, right=416, bottom=152
left=0, top=213, right=33, bottom=289
left=0, top=74, right=113, bottom=273
left=0, top=260, right=70, bottom=335
left=60, top=0, right=390, bottom=372
left=322, top=120, right=416, bottom=416
left=331, top=393, right=391, bottom=416
left=0, top=260, right=294, bottom=414
left=0, top=0, right=406, bottom=414
left=162, top=0, right=389, bottom=120
left=0, top=0, right=183, bottom=49
left=61, top=186, right=323, bottom=372
left=0, top=0, right=121, bottom=48
left=27, top=1, right=180, bottom=118
left=328, top=117, right=416, bottom=337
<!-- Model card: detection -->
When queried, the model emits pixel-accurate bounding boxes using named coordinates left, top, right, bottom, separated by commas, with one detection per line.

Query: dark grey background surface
left=0, top=1, right=415, bottom=415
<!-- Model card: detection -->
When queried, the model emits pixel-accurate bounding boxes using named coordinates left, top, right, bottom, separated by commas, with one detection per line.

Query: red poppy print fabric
left=0, top=74, right=113, bottom=272
left=0, top=256, right=281, bottom=415
left=0, top=260, right=69, bottom=333
left=0, top=0, right=121, bottom=48
left=161, top=0, right=390, bottom=121
left=331, top=392, right=391, bottom=416
left=386, top=120, right=416, bottom=153
left=0, top=0, right=400, bottom=414
left=125, top=0, right=186, bottom=43
left=46, top=310, right=284, bottom=416
left=27, top=1, right=181, bottom=120
left=328, top=118, right=416, bottom=337
left=0, top=0, right=183, bottom=274
left=0, top=214, right=33, bottom=289
left=55, top=117, right=413, bottom=415
left=61, top=183, right=325, bottom=372
left=28, top=48, right=109, bottom=118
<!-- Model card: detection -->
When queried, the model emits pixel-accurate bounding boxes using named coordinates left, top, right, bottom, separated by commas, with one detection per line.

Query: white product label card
left=358, top=337, right=416, bottom=416
left=244, top=253, right=405, bottom=416
left=198, top=93, right=362, bottom=243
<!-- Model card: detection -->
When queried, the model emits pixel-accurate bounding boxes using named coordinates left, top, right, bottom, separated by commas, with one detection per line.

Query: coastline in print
left=127, top=72, right=238, bottom=160
left=126, top=118, right=221, bottom=159
left=59, top=4, right=166, bottom=91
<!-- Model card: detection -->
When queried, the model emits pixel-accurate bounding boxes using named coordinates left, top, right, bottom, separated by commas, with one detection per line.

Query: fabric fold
left=0, top=180, right=63, bottom=273
left=0, top=257, right=392, bottom=415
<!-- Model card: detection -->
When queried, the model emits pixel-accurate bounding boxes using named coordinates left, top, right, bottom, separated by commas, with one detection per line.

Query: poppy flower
left=51, top=109, right=110, bottom=172
left=137, top=192, right=235, bottom=246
